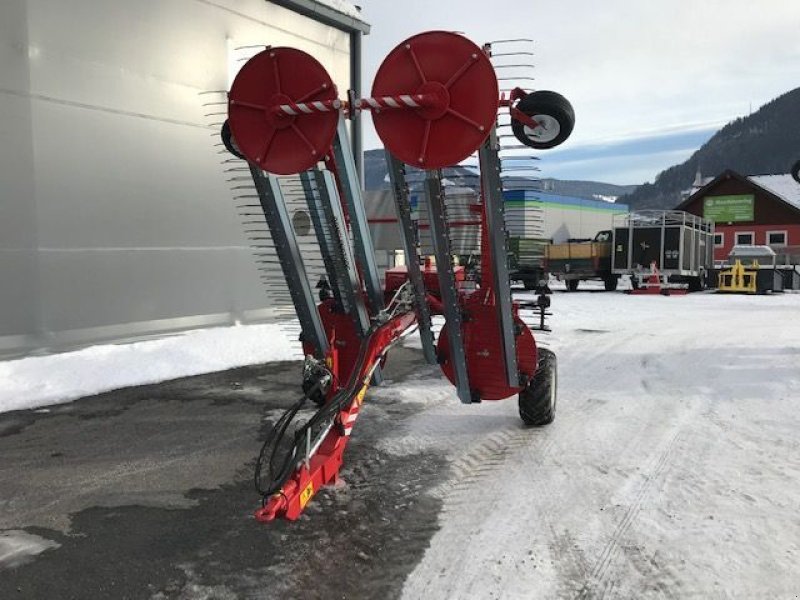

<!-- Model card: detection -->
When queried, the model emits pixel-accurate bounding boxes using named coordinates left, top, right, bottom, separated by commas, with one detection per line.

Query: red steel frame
left=229, top=31, right=550, bottom=523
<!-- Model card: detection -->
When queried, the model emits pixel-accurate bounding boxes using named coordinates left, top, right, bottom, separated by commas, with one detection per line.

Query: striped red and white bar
left=273, top=93, right=443, bottom=117
left=277, top=98, right=343, bottom=116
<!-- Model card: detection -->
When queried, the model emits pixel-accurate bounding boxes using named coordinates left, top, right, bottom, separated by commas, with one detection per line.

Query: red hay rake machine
left=219, top=31, right=574, bottom=523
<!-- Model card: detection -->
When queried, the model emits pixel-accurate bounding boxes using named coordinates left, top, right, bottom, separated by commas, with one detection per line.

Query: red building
left=676, top=169, right=800, bottom=261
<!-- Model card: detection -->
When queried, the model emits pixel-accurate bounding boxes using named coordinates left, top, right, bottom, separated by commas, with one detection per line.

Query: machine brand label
left=299, top=481, right=315, bottom=509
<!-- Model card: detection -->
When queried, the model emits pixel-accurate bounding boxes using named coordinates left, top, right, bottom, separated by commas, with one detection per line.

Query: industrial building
left=676, top=169, right=800, bottom=262
left=0, top=0, right=368, bottom=357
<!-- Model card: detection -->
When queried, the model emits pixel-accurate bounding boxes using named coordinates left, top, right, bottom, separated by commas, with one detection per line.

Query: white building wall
left=0, top=0, right=357, bottom=356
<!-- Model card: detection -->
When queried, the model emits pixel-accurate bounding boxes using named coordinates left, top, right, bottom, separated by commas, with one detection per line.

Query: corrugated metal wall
left=0, top=0, right=352, bottom=357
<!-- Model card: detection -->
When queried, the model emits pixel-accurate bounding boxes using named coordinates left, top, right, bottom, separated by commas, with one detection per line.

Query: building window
left=735, top=231, right=754, bottom=245
left=714, top=232, right=724, bottom=247
left=767, top=230, right=787, bottom=246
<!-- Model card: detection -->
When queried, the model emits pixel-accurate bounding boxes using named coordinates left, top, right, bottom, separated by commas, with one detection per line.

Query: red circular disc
left=438, top=307, right=537, bottom=401
left=228, top=47, right=338, bottom=175
left=371, top=31, right=498, bottom=169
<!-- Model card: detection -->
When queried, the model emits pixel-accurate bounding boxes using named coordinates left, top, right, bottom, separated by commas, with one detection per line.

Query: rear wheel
left=604, top=276, right=618, bottom=291
left=566, top=279, right=580, bottom=292
left=792, top=159, right=800, bottom=184
left=519, top=348, right=557, bottom=426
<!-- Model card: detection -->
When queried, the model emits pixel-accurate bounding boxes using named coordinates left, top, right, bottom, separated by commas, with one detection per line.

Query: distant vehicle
left=612, top=210, right=714, bottom=292
left=543, top=230, right=619, bottom=292
left=509, top=237, right=549, bottom=291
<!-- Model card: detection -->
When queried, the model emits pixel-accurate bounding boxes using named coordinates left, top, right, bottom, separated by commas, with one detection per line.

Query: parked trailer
left=612, top=210, right=714, bottom=291
left=544, top=230, right=619, bottom=291
left=509, top=237, right=549, bottom=290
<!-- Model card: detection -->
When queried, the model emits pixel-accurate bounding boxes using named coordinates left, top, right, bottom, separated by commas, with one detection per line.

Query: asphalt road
left=0, top=346, right=446, bottom=599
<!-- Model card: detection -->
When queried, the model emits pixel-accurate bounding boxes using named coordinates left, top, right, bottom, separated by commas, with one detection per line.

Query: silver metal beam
left=424, top=170, right=472, bottom=403
left=479, top=131, right=519, bottom=388
left=312, top=168, right=372, bottom=339
left=299, top=170, right=347, bottom=311
left=331, top=114, right=384, bottom=318
left=249, top=165, right=328, bottom=357
left=385, top=153, right=437, bottom=365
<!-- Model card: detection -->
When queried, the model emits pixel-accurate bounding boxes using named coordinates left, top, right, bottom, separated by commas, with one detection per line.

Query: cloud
left=357, top=0, right=800, bottom=184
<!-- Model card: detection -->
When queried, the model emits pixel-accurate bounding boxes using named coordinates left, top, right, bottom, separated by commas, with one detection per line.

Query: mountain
left=363, top=148, right=635, bottom=201
left=620, top=86, right=800, bottom=210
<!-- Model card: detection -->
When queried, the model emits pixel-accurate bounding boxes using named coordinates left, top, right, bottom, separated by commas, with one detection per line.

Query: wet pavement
left=0, top=347, right=446, bottom=599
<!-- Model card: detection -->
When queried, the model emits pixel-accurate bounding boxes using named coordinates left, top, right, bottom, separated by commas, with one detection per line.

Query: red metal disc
left=438, top=306, right=537, bottom=401
left=371, top=31, right=498, bottom=169
left=228, top=47, right=338, bottom=175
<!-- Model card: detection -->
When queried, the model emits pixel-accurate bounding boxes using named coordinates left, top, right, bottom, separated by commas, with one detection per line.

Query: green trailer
left=508, top=237, right=549, bottom=290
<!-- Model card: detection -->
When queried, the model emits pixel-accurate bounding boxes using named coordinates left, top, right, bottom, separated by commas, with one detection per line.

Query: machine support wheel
left=511, top=90, right=575, bottom=150
left=566, top=279, right=580, bottom=292
left=604, top=276, right=618, bottom=292
left=792, top=160, right=800, bottom=184
left=519, top=348, right=557, bottom=426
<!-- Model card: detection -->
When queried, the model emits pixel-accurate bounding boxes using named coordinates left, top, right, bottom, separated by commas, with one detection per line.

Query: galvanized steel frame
left=385, top=152, right=437, bottom=365
left=249, top=164, right=329, bottom=357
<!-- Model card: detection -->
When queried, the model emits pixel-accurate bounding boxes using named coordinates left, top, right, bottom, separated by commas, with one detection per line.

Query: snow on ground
left=0, top=323, right=299, bottom=414
left=393, top=290, right=800, bottom=599
left=0, top=531, right=60, bottom=569
left=2, top=288, right=800, bottom=597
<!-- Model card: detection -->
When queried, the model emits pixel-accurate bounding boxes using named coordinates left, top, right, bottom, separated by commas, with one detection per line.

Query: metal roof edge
left=270, top=0, right=370, bottom=33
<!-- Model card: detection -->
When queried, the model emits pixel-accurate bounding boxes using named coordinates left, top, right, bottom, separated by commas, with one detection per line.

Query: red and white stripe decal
left=278, top=98, right=341, bottom=116
left=357, top=95, right=422, bottom=110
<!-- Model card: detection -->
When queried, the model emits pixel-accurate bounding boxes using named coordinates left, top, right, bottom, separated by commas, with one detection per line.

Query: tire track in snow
left=577, top=425, right=686, bottom=600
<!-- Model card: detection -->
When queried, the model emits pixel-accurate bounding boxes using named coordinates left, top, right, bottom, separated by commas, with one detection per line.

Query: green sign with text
left=703, top=195, right=754, bottom=222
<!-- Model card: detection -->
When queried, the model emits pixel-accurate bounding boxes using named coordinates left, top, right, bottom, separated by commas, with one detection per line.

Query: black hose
left=254, top=321, right=381, bottom=498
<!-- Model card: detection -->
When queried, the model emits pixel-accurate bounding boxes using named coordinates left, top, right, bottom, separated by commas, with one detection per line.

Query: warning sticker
left=355, top=386, right=368, bottom=406
left=299, top=481, right=314, bottom=508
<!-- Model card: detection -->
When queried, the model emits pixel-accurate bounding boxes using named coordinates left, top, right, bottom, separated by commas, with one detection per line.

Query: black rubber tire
left=512, top=90, right=575, bottom=150
left=221, top=120, right=246, bottom=160
left=566, top=279, right=579, bottom=292
left=687, top=275, right=705, bottom=293
left=604, top=276, right=618, bottom=292
left=792, top=160, right=800, bottom=184
left=519, top=348, right=557, bottom=426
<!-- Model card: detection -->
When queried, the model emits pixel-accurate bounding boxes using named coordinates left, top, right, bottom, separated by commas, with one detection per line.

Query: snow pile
left=0, top=531, right=60, bottom=568
left=0, top=323, right=299, bottom=414
left=314, top=0, right=365, bottom=21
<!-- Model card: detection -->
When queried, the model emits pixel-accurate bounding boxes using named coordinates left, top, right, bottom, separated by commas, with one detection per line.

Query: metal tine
left=498, top=76, right=536, bottom=82
left=205, top=111, right=228, bottom=117
left=234, top=44, right=268, bottom=51
left=491, top=51, right=535, bottom=57
left=493, top=64, right=536, bottom=69
left=487, top=38, right=534, bottom=44
left=198, top=89, right=229, bottom=95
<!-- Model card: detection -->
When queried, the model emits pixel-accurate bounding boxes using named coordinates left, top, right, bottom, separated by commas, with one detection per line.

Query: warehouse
left=676, top=169, right=800, bottom=262
left=0, top=0, right=368, bottom=357
left=366, top=187, right=629, bottom=271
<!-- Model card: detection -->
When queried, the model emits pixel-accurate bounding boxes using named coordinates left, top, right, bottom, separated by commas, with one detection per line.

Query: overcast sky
left=356, top=0, right=800, bottom=185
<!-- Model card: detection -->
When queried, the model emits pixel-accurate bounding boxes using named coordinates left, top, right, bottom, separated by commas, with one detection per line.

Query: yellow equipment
left=717, top=260, right=758, bottom=294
